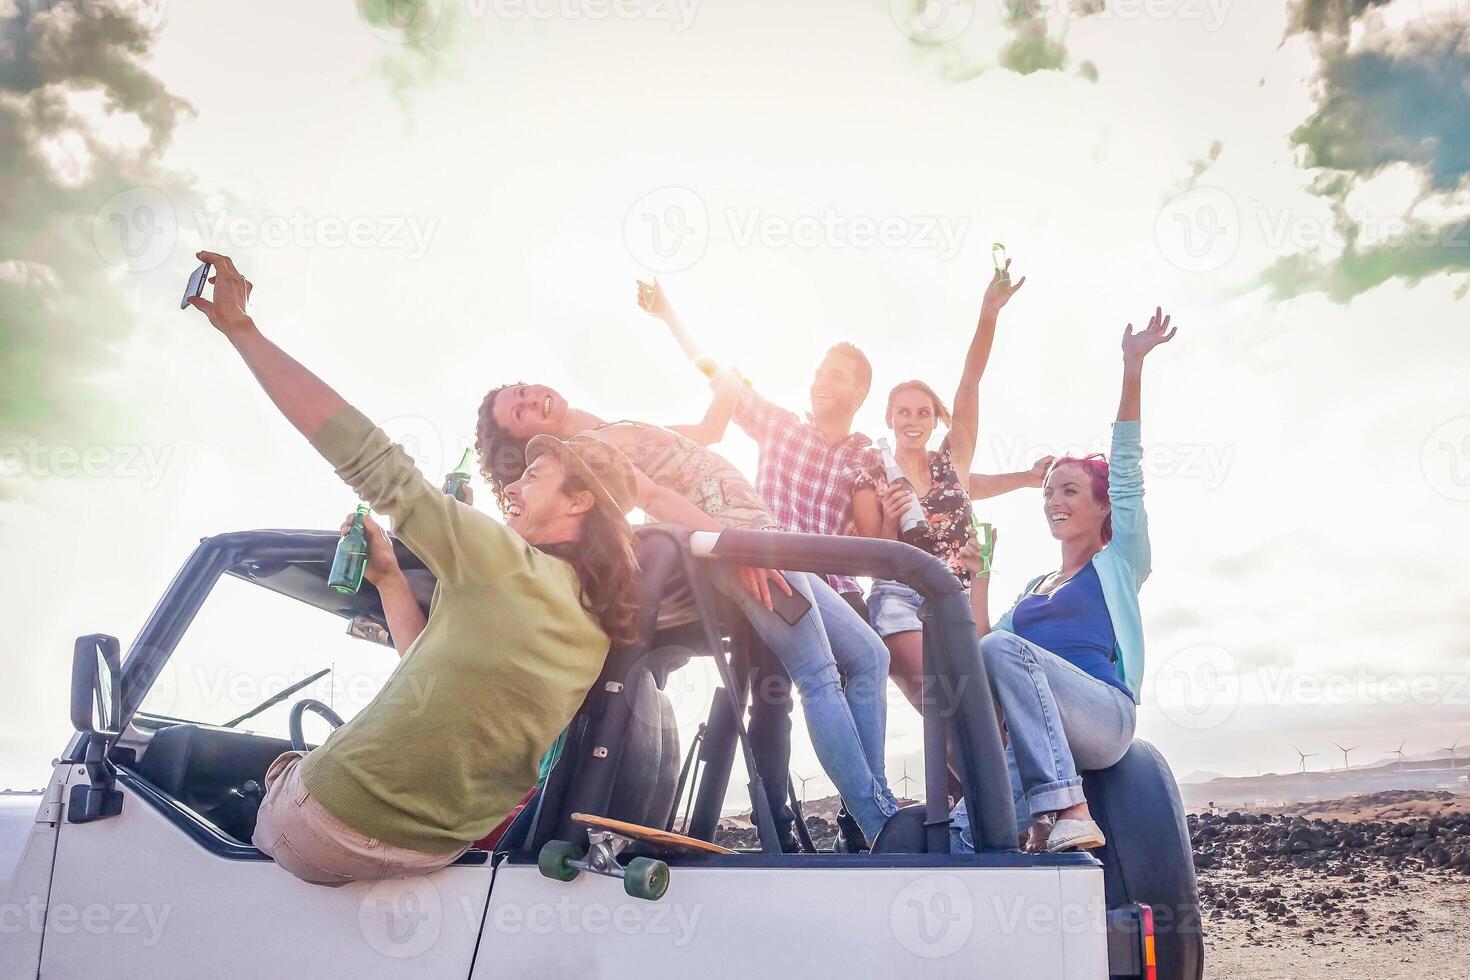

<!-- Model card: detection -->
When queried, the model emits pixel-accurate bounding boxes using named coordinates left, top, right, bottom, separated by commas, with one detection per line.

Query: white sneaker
left=1046, top=818, right=1106, bottom=852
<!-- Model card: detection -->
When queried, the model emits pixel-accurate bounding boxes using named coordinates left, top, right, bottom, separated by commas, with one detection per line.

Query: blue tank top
left=1010, top=563, right=1130, bottom=696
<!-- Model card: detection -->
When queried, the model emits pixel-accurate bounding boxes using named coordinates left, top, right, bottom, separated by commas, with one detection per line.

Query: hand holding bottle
left=339, top=509, right=400, bottom=585
left=878, top=483, right=916, bottom=537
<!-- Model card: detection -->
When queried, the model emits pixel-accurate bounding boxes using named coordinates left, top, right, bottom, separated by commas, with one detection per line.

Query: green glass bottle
left=443, top=448, right=474, bottom=503
left=329, top=504, right=370, bottom=594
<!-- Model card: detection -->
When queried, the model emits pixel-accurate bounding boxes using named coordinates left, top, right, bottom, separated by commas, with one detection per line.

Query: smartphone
left=769, top=581, right=813, bottom=627
left=180, top=261, right=211, bottom=310
left=991, top=243, right=1008, bottom=283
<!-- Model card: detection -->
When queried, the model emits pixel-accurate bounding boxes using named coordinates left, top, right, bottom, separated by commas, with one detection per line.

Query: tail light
left=1139, top=903, right=1157, bottom=980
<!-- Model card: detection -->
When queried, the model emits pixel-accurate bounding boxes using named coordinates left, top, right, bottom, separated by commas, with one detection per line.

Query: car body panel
left=473, top=862, right=1108, bottom=979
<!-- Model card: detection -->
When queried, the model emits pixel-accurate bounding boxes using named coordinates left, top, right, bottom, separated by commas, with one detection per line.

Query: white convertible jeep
left=0, top=525, right=1201, bottom=979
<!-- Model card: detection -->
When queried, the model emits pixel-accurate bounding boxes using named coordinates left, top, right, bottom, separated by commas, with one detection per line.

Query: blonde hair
left=885, top=380, right=952, bottom=428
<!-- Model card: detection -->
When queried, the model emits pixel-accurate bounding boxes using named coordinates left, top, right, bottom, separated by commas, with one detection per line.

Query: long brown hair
left=475, top=383, right=530, bottom=515
left=474, top=386, right=638, bottom=646
left=542, top=471, right=641, bottom=648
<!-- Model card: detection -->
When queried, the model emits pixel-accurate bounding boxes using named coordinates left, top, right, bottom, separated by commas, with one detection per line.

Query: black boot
left=833, top=806, right=870, bottom=853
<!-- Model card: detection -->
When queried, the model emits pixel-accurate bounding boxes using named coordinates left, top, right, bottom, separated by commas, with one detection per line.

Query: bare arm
left=636, top=279, right=720, bottom=378
left=1118, top=306, right=1174, bottom=421
left=968, top=455, right=1052, bottom=499
left=189, top=252, right=348, bottom=440
left=854, top=483, right=913, bottom=541
left=957, top=534, right=995, bottom=637
left=669, top=368, right=743, bottom=446
left=948, top=262, right=1025, bottom=478
left=349, top=512, right=426, bottom=659
left=635, top=471, right=725, bottom=532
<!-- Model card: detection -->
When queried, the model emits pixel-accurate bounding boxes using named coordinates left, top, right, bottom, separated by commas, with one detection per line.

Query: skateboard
left=536, top=812, right=734, bottom=901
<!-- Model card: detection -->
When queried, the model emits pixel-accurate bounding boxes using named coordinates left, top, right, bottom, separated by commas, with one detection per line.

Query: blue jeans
left=951, top=630, right=1135, bottom=851
left=712, top=567, right=898, bottom=840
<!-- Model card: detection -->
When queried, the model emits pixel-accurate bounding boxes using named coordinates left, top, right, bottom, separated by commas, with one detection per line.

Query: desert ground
left=720, top=790, right=1470, bottom=978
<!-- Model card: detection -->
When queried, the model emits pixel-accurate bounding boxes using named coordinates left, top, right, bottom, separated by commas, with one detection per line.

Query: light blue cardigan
left=992, top=419, right=1150, bottom=704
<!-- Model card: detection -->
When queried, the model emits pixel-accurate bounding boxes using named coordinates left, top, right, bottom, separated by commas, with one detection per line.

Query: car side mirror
left=71, top=634, right=122, bottom=737
left=67, top=634, right=126, bottom=823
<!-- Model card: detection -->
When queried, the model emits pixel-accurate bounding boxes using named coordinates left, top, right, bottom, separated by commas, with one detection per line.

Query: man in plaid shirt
left=725, top=344, right=878, bottom=609
left=638, top=281, right=885, bottom=849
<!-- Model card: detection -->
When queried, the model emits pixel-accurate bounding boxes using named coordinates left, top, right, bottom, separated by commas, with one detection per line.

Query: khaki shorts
left=251, top=751, right=469, bottom=887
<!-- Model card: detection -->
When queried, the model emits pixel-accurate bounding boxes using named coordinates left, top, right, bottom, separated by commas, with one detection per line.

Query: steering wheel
left=289, top=698, right=345, bottom=752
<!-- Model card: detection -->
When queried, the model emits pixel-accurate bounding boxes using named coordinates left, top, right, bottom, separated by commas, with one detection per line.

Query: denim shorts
left=866, top=579, right=925, bottom=638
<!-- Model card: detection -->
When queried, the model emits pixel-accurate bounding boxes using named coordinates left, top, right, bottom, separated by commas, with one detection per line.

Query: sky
left=1, top=0, right=1468, bottom=801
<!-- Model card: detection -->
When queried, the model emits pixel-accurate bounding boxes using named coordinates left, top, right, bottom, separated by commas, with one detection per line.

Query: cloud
left=1259, top=3, right=1470, bottom=301
left=0, top=2, right=197, bottom=493
left=1283, top=0, right=1393, bottom=36
left=891, top=0, right=1102, bottom=83
left=353, top=0, right=463, bottom=104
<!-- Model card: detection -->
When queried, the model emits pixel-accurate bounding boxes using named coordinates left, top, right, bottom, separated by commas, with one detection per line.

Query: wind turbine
left=1441, top=739, right=1461, bottom=773
left=1335, top=743, right=1358, bottom=773
left=1294, top=746, right=1316, bottom=777
left=896, top=762, right=917, bottom=800
left=1390, top=740, right=1407, bottom=770
left=792, top=772, right=814, bottom=803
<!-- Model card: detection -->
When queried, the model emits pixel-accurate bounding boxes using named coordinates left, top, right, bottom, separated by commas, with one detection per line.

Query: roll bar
left=694, top=529, right=1018, bottom=853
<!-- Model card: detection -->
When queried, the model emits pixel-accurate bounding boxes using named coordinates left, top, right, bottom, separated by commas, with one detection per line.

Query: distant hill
left=1180, top=770, right=1224, bottom=784
left=1180, top=757, right=1468, bottom=810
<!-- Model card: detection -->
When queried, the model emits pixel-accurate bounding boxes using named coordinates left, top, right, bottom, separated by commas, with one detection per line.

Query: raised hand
left=1122, top=307, right=1178, bottom=363
left=635, top=278, right=672, bottom=322
left=342, top=511, right=400, bottom=585
left=1028, top=454, right=1055, bottom=487
left=188, top=251, right=255, bottom=337
left=981, top=259, right=1026, bottom=317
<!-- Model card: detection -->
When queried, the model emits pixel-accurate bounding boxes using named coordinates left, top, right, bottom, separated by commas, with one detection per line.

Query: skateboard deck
left=571, top=812, right=735, bottom=856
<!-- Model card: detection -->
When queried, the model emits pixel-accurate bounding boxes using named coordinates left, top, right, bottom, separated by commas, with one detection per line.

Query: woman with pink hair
left=953, top=308, right=1177, bottom=854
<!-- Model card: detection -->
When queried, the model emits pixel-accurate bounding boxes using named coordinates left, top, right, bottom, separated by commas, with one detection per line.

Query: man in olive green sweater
left=188, top=251, right=641, bottom=885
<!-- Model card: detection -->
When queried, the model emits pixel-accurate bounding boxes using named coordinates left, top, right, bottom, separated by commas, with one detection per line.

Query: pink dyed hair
left=1047, top=454, right=1112, bottom=543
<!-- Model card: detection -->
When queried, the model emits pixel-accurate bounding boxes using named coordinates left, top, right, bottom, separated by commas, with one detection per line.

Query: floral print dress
left=855, top=435, right=976, bottom=587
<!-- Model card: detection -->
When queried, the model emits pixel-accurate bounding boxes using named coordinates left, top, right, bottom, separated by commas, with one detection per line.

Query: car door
left=40, top=760, right=494, bottom=979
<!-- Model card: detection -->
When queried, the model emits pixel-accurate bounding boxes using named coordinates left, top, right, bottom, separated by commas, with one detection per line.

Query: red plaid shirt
left=731, top=384, right=876, bottom=595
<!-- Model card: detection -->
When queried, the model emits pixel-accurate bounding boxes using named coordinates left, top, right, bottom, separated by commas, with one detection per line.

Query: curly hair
left=473, top=384, right=640, bottom=646
left=475, top=383, right=531, bottom=515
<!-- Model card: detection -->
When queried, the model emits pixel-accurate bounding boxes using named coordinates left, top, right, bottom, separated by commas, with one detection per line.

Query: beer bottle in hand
left=876, top=438, right=929, bottom=545
left=444, top=448, right=474, bottom=502
left=329, top=504, right=370, bottom=594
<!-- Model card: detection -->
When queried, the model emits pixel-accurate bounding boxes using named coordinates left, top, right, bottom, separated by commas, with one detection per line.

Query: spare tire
left=1082, top=739, right=1203, bottom=980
